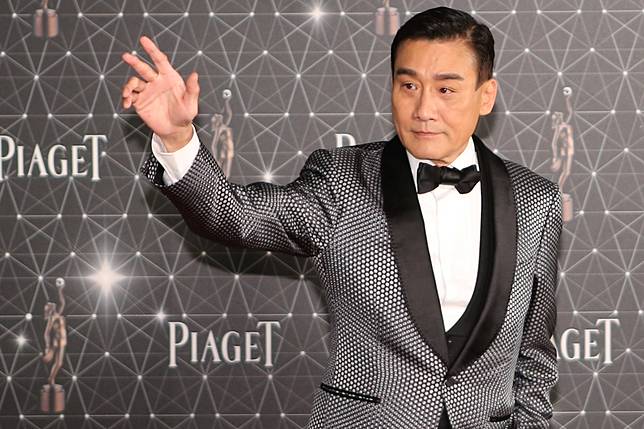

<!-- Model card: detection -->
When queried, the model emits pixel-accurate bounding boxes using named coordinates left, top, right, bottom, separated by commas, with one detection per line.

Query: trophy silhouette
left=33, top=0, right=59, bottom=38
left=550, top=87, right=575, bottom=222
left=210, top=89, right=235, bottom=178
left=375, top=0, right=400, bottom=37
left=41, top=277, right=66, bottom=413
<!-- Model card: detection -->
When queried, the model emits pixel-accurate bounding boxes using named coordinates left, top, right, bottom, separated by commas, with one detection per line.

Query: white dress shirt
left=406, top=137, right=481, bottom=331
left=151, top=124, right=200, bottom=185
left=151, top=129, right=481, bottom=331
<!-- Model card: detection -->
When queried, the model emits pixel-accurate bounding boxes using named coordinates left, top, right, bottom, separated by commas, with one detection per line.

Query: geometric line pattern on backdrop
left=0, top=1, right=643, bottom=428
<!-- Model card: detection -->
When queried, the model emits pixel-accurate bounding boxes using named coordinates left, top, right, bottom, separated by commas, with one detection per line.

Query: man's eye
left=402, top=83, right=416, bottom=90
left=440, top=87, right=453, bottom=94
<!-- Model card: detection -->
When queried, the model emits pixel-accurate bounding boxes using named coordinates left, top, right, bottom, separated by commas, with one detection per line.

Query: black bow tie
left=416, top=162, right=481, bottom=194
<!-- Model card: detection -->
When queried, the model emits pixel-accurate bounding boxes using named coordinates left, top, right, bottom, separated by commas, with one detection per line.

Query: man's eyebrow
left=394, top=68, right=465, bottom=81
left=394, top=67, right=418, bottom=78
left=433, top=72, right=465, bottom=81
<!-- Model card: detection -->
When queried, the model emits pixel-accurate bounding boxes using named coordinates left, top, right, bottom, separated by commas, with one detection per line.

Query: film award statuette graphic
left=33, top=0, right=59, bottom=38
left=40, top=277, right=67, bottom=413
left=550, top=86, right=575, bottom=222
left=375, top=0, right=400, bottom=37
left=210, top=89, right=235, bottom=178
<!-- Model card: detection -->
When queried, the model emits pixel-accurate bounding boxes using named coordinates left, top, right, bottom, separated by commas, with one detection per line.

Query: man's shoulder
left=501, top=157, right=560, bottom=200
left=306, top=139, right=387, bottom=167
left=474, top=134, right=559, bottom=199
left=327, top=139, right=387, bottom=157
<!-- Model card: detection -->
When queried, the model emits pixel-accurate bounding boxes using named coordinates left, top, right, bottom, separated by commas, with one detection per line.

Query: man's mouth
left=413, top=130, right=441, bottom=137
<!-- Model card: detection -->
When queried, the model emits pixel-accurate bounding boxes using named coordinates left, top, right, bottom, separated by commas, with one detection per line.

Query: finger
left=122, top=76, right=147, bottom=98
left=184, top=71, right=200, bottom=107
left=139, top=35, right=173, bottom=73
left=122, top=92, right=139, bottom=109
left=129, top=92, right=139, bottom=107
left=121, top=51, right=157, bottom=82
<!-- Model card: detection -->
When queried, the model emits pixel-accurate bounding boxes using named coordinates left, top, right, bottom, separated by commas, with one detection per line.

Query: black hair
left=390, top=6, right=495, bottom=88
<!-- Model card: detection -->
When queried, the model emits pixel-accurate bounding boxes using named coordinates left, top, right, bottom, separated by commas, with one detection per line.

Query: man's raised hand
left=121, top=36, right=199, bottom=151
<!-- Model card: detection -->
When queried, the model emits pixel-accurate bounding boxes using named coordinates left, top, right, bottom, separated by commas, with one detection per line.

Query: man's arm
left=512, top=186, right=563, bottom=428
left=121, top=36, right=340, bottom=257
left=140, top=129, right=339, bottom=258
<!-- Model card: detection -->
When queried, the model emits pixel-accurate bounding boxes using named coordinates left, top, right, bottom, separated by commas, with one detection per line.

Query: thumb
left=184, top=71, right=200, bottom=108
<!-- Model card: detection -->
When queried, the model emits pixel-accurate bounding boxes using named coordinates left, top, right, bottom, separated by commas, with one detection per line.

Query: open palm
left=121, top=36, right=199, bottom=142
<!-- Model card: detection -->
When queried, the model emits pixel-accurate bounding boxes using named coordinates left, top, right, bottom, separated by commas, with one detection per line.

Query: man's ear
left=479, top=78, right=497, bottom=116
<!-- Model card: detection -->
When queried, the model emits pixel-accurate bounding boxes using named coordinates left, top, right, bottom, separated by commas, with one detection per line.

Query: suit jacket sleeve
left=512, top=185, right=563, bottom=428
left=140, top=132, right=339, bottom=257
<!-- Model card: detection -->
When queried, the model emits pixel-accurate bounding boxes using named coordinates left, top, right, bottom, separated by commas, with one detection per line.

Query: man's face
left=391, top=38, right=497, bottom=165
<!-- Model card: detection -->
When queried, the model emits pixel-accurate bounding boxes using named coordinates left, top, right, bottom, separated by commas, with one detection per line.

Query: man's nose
left=414, top=88, right=438, bottom=121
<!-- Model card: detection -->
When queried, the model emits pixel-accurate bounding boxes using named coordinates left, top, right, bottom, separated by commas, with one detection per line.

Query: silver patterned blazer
left=141, top=132, right=563, bottom=429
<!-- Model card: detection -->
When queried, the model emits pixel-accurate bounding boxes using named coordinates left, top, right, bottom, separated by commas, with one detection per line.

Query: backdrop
left=1, top=0, right=643, bottom=428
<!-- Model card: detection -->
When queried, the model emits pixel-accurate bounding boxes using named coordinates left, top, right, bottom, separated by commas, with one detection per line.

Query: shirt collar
left=405, top=136, right=477, bottom=192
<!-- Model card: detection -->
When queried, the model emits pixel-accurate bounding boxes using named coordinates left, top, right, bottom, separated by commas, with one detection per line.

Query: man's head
left=390, top=7, right=497, bottom=165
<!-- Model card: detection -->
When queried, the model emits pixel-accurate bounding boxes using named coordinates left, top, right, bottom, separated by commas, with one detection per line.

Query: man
left=121, top=6, right=562, bottom=428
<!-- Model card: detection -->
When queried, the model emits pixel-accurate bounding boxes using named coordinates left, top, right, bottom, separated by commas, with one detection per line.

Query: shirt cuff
left=150, top=124, right=200, bottom=185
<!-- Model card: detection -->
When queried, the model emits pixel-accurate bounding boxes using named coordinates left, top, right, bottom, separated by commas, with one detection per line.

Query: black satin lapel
left=447, top=134, right=517, bottom=377
left=381, top=134, right=448, bottom=364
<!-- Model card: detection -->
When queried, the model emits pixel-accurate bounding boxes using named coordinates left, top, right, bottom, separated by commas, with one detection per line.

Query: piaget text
left=0, top=134, right=105, bottom=181
left=552, top=318, right=620, bottom=364
left=168, top=321, right=280, bottom=368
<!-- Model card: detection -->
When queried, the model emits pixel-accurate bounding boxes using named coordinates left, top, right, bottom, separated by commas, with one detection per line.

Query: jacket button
left=444, top=377, right=457, bottom=387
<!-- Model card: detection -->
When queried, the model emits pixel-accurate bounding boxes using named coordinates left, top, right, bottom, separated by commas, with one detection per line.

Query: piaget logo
left=552, top=318, right=620, bottom=365
left=0, top=134, right=106, bottom=181
left=335, top=133, right=356, bottom=147
left=168, top=321, right=281, bottom=368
